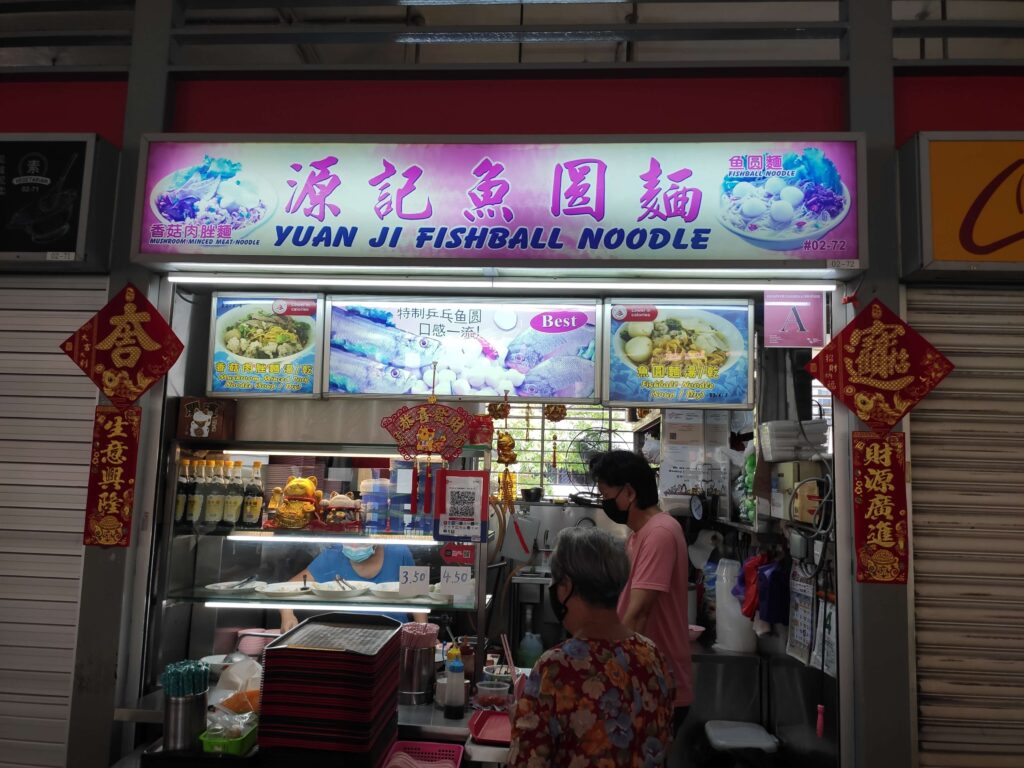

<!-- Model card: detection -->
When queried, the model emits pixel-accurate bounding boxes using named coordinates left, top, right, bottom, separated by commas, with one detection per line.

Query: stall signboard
left=927, top=137, right=1024, bottom=263
left=763, top=290, right=826, bottom=348
left=208, top=293, right=323, bottom=396
left=136, top=137, right=861, bottom=263
left=326, top=298, right=599, bottom=402
left=84, top=406, right=141, bottom=547
left=806, top=299, right=954, bottom=435
left=62, top=282, right=184, bottom=409
left=603, top=299, right=753, bottom=407
left=852, top=431, right=909, bottom=584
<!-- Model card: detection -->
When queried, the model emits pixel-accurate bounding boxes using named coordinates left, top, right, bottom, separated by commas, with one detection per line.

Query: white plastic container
left=713, top=559, right=757, bottom=653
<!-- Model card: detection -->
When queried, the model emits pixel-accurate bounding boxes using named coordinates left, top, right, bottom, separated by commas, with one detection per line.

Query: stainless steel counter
left=396, top=702, right=474, bottom=741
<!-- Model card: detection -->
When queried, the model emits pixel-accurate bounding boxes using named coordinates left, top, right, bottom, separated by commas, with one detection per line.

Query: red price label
left=441, top=543, right=476, bottom=565
left=611, top=304, right=658, bottom=322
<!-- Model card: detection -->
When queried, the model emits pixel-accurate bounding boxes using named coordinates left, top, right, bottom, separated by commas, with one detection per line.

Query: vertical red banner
left=852, top=431, right=910, bottom=584
left=84, top=405, right=142, bottom=547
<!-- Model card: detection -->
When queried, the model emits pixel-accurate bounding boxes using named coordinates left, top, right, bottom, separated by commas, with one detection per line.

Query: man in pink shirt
left=590, top=449, right=693, bottom=735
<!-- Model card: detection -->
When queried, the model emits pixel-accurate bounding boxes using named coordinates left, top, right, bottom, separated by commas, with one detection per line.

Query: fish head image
left=518, top=357, right=595, bottom=399
left=504, top=345, right=541, bottom=374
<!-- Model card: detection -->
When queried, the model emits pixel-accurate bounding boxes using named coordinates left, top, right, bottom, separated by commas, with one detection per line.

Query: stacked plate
left=259, top=613, right=402, bottom=766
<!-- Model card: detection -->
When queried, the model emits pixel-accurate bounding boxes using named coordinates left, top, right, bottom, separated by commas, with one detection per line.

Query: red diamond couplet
left=61, top=282, right=184, bottom=409
left=806, top=299, right=954, bottom=436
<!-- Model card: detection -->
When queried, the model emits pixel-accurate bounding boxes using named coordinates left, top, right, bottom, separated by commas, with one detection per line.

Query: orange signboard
left=929, top=140, right=1024, bottom=262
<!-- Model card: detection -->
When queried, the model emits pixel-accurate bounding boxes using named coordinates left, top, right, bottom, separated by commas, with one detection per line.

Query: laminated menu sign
left=84, top=405, right=141, bottom=547
left=208, top=294, right=323, bottom=396
left=604, top=300, right=752, bottom=407
left=326, top=298, right=598, bottom=401
left=433, top=469, right=489, bottom=542
left=852, top=431, right=909, bottom=584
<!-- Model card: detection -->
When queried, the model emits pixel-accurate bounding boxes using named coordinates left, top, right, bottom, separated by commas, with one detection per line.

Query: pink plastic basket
left=382, top=740, right=464, bottom=765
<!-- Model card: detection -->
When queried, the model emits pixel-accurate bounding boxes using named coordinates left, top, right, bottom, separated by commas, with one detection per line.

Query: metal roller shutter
left=0, top=275, right=106, bottom=768
left=906, top=286, right=1024, bottom=768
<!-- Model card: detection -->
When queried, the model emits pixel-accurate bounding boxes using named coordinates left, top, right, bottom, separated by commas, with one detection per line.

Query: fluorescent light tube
left=226, top=534, right=441, bottom=546
left=205, top=600, right=430, bottom=613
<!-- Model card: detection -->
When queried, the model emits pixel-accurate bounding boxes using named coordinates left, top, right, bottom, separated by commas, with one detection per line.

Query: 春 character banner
left=84, top=406, right=141, bottom=547
left=61, top=282, right=184, bottom=409
left=805, top=299, right=953, bottom=435
left=852, top=431, right=909, bottom=584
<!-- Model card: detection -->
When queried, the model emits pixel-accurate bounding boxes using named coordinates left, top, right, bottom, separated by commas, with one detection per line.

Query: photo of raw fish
left=504, top=324, right=596, bottom=373
left=328, top=349, right=413, bottom=395
left=330, top=309, right=442, bottom=369
left=518, top=357, right=595, bottom=398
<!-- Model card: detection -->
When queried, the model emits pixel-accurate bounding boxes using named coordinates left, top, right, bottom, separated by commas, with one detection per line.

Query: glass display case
left=143, top=439, right=490, bottom=693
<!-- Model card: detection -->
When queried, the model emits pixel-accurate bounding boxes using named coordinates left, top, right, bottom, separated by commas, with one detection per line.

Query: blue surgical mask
left=342, top=545, right=375, bottom=563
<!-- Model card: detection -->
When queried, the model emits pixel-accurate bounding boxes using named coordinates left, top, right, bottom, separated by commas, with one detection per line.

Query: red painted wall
left=894, top=75, right=1024, bottom=147
left=172, top=77, right=848, bottom=134
left=0, top=80, right=128, bottom=147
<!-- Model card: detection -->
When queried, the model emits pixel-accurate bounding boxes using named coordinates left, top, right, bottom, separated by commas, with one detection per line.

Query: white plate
left=255, top=582, right=313, bottom=596
left=612, top=308, right=746, bottom=375
left=369, top=581, right=408, bottom=600
left=311, top=580, right=375, bottom=600
left=205, top=580, right=267, bottom=594
left=201, top=654, right=232, bottom=675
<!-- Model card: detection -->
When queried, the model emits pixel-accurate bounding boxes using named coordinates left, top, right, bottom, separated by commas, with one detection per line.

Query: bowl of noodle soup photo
left=612, top=309, right=746, bottom=375
left=215, top=303, right=316, bottom=366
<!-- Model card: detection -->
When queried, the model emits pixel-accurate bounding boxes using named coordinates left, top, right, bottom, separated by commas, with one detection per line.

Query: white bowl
left=214, top=302, right=317, bottom=367
left=311, top=580, right=374, bottom=600
left=718, top=182, right=851, bottom=252
left=612, top=308, right=746, bottom=375
left=201, top=654, right=232, bottom=676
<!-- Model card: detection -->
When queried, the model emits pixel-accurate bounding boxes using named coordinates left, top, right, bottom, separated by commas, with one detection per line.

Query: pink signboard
left=763, top=291, right=826, bottom=348
left=136, top=138, right=860, bottom=262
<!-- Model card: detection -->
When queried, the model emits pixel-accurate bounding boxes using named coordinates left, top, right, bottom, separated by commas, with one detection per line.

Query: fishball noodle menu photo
left=208, top=293, right=323, bottom=396
left=324, top=297, right=600, bottom=401
left=603, top=299, right=753, bottom=407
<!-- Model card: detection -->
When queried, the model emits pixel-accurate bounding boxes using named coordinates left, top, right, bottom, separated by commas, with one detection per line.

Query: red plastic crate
left=380, top=740, right=464, bottom=766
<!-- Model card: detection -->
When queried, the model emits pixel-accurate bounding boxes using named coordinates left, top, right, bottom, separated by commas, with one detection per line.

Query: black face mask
left=601, top=487, right=630, bottom=525
left=549, top=581, right=573, bottom=624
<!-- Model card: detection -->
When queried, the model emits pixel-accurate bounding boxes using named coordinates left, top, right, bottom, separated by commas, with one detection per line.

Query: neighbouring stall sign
left=62, top=282, right=184, bottom=409
left=326, top=298, right=598, bottom=401
left=852, top=431, right=909, bottom=584
left=763, top=291, right=826, bottom=348
left=928, top=139, right=1024, bottom=262
left=604, top=300, right=753, bottom=407
left=1, top=138, right=87, bottom=260
left=806, top=299, right=953, bottom=435
left=84, top=406, right=141, bottom=547
left=137, top=138, right=860, bottom=262
left=208, top=293, right=323, bottom=396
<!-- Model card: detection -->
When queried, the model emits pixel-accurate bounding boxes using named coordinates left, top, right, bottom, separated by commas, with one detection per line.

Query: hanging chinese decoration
left=852, top=431, right=909, bottom=584
left=543, top=404, right=568, bottom=471
left=381, top=363, right=474, bottom=525
left=805, top=299, right=954, bottom=436
left=59, top=283, right=183, bottom=548
left=83, top=406, right=142, bottom=546
left=488, top=393, right=518, bottom=503
left=61, top=282, right=184, bottom=409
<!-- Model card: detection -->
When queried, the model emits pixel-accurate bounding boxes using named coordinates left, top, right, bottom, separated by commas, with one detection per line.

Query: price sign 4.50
left=440, top=566, right=473, bottom=596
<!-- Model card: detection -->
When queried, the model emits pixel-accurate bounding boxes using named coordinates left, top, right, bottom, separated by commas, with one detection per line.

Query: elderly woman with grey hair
left=509, top=527, right=675, bottom=768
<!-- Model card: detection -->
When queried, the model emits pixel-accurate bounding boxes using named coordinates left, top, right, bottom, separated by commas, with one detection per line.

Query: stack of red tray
left=259, top=613, right=401, bottom=766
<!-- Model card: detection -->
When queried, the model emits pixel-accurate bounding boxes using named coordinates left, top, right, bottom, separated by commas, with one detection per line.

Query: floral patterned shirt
left=508, top=634, right=674, bottom=768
